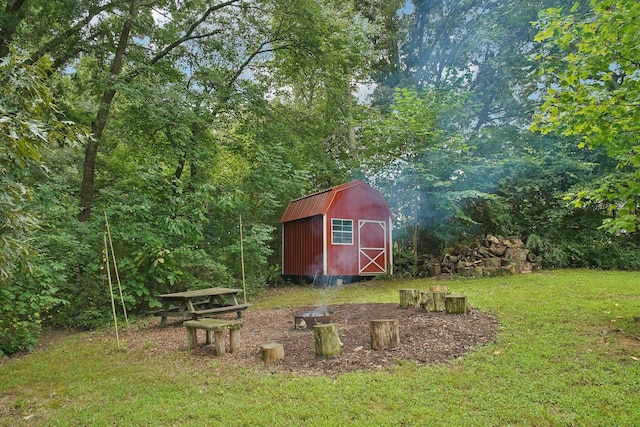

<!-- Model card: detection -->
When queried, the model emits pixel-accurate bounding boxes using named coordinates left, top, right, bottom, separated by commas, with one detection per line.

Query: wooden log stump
left=370, top=319, right=400, bottom=350
left=433, top=291, right=446, bottom=312
left=421, top=291, right=446, bottom=312
left=428, top=285, right=449, bottom=294
left=445, top=294, right=469, bottom=314
left=313, top=323, right=343, bottom=356
left=420, top=291, right=433, bottom=311
left=260, top=343, right=284, bottom=363
left=427, top=263, right=441, bottom=277
left=399, top=289, right=421, bottom=308
left=482, top=257, right=501, bottom=269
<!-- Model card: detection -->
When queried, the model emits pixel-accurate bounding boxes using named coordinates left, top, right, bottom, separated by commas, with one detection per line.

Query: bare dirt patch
left=122, top=303, right=500, bottom=376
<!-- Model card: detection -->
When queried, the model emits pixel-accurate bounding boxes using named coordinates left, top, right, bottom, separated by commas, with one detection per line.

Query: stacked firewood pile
left=421, top=235, right=540, bottom=278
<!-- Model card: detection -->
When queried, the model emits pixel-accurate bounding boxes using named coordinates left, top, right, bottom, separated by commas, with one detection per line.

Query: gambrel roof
left=280, top=180, right=391, bottom=223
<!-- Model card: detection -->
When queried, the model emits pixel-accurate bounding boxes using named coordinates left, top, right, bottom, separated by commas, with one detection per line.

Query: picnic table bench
left=155, top=287, right=250, bottom=327
left=184, top=319, right=243, bottom=355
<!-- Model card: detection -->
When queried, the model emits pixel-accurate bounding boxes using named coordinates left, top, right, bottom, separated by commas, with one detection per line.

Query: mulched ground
left=122, top=303, right=500, bottom=376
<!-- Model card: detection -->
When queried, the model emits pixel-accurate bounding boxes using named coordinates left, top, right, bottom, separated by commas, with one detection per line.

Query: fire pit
left=293, top=309, right=335, bottom=330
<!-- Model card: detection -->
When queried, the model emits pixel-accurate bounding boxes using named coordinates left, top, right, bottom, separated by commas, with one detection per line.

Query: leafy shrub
left=0, top=261, right=67, bottom=355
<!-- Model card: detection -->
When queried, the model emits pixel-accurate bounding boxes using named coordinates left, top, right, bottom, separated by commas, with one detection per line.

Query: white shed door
left=358, top=220, right=387, bottom=275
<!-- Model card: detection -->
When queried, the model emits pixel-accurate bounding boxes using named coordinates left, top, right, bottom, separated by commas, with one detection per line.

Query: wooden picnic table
left=155, top=287, right=250, bottom=327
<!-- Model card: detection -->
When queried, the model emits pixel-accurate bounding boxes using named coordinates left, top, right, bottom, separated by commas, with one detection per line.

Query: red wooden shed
left=280, top=180, right=393, bottom=282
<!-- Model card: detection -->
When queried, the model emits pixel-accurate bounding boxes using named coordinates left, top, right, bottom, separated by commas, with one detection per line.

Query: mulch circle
left=123, top=303, right=500, bottom=377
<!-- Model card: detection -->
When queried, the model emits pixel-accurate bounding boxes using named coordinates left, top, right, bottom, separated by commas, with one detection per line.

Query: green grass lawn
left=1, top=270, right=639, bottom=426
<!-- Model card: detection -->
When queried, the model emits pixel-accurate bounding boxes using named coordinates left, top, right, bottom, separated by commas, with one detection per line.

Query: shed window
left=332, top=219, right=353, bottom=245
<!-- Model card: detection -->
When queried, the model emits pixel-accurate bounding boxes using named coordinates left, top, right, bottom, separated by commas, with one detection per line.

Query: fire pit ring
left=293, top=309, right=335, bottom=330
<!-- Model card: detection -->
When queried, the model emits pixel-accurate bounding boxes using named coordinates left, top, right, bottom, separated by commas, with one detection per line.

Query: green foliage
left=464, top=133, right=640, bottom=269
left=0, top=52, right=87, bottom=282
left=359, top=87, right=489, bottom=259
left=32, top=218, right=108, bottom=330
left=532, top=0, right=640, bottom=232
left=0, top=260, right=67, bottom=355
left=0, top=52, right=87, bottom=353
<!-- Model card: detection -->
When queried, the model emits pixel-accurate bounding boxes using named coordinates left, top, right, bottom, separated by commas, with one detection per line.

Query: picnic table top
left=158, top=287, right=243, bottom=299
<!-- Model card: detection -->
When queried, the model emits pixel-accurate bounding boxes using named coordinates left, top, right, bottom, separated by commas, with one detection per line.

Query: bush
left=0, top=261, right=66, bottom=355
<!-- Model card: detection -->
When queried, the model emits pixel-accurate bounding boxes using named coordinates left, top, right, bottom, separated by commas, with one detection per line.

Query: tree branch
left=123, top=0, right=241, bottom=83
left=27, top=2, right=117, bottom=65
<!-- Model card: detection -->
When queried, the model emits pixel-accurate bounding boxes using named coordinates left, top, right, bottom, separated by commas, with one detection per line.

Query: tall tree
left=357, top=87, right=482, bottom=272
left=3, top=0, right=374, bottom=221
left=532, top=0, right=640, bottom=233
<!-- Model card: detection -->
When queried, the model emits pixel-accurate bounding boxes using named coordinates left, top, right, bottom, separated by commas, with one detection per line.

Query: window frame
left=331, top=218, right=354, bottom=245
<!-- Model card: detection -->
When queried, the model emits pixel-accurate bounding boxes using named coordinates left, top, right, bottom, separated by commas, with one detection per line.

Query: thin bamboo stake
left=104, top=232, right=120, bottom=348
left=104, top=210, right=129, bottom=330
left=239, top=214, right=247, bottom=304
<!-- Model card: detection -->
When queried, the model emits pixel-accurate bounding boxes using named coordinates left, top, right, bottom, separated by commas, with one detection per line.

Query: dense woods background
left=1, top=0, right=639, bottom=354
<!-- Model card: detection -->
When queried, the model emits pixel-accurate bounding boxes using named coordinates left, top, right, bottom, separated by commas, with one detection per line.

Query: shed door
left=358, top=220, right=387, bottom=275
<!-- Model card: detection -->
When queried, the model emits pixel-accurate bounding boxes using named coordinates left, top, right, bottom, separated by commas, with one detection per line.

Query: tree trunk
left=78, top=0, right=140, bottom=221
left=260, top=343, right=284, bottom=363
left=411, top=214, right=419, bottom=276
left=421, top=291, right=435, bottom=311
left=313, top=323, right=343, bottom=356
left=432, top=291, right=446, bottom=311
left=422, top=291, right=446, bottom=312
left=399, top=289, right=420, bottom=308
left=445, top=294, right=469, bottom=314
left=370, top=319, right=399, bottom=350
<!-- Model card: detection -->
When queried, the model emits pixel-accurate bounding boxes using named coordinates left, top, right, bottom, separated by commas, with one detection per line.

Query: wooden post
left=229, top=328, right=241, bottom=353
left=399, top=289, right=420, bottom=308
left=103, top=233, right=120, bottom=348
left=104, top=211, right=129, bottom=330
left=445, top=294, right=469, bottom=314
left=370, top=319, right=400, bottom=350
left=260, top=343, right=284, bottom=363
left=213, top=330, right=225, bottom=355
left=186, top=326, right=198, bottom=350
left=313, top=323, right=343, bottom=356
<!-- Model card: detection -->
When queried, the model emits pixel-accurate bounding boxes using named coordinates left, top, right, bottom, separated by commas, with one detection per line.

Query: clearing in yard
left=1, top=269, right=639, bottom=426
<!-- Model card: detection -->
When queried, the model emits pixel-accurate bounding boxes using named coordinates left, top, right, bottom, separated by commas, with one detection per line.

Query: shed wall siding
left=282, top=216, right=323, bottom=276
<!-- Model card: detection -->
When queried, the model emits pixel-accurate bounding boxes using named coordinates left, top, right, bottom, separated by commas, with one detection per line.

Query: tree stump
left=399, top=289, right=421, bottom=308
left=428, top=285, right=449, bottom=294
left=313, top=323, right=343, bottom=356
left=370, top=319, right=400, bottom=350
left=422, top=290, right=446, bottom=312
left=427, top=262, right=441, bottom=277
left=260, top=343, right=284, bottom=363
left=445, top=294, right=469, bottom=314
left=420, top=291, right=434, bottom=311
